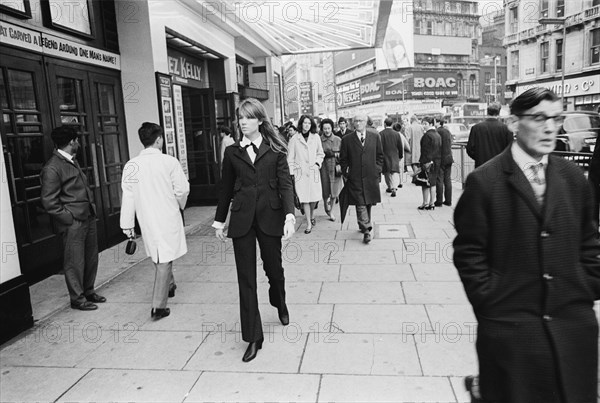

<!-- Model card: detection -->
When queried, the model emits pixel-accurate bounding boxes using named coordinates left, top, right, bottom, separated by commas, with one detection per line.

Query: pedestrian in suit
left=435, top=119, right=454, bottom=206
left=404, top=115, right=424, bottom=174
left=466, top=102, right=514, bottom=168
left=454, top=88, right=600, bottom=403
left=287, top=114, right=325, bottom=233
left=334, top=117, right=354, bottom=139
left=339, top=113, right=384, bottom=244
left=379, top=117, right=409, bottom=197
left=120, top=122, right=189, bottom=320
left=213, top=98, right=295, bottom=362
left=40, top=125, right=105, bottom=311
left=319, top=118, right=343, bottom=221
left=418, top=117, right=441, bottom=210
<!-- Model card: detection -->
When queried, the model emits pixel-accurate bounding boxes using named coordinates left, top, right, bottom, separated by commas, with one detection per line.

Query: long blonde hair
left=237, top=98, right=287, bottom=154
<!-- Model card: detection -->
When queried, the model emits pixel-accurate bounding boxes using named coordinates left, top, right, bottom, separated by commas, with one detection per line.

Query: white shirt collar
left=240, top=135, right=262, bottom=148
left=57, top=149, right=74, bottom=163
left=511, top=142, right=548, bottom=173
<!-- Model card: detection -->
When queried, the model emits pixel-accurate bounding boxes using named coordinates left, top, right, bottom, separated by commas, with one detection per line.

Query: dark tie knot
left=243, top=143, right=259, bottom=154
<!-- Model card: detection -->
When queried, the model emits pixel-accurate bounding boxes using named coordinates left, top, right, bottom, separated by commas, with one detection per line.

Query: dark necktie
left=245, top=143, right=259, bottom=154
left=360, top=133, right=365, bottom=145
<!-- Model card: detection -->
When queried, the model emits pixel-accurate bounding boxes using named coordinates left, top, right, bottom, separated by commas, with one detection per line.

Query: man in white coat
left=121, top=122, right=190, bottom=319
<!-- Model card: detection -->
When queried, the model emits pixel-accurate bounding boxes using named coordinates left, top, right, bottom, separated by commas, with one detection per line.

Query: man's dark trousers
left=436, top=163, right=453, bottom=204
left=62, top=216, right=99, bottom=305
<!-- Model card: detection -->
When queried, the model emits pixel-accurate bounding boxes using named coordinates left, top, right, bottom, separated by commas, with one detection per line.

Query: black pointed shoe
left=278, top=305, right=290, bottom=326
left=242, top=339, right=263, bottom=362
left=168, top=284, right=177, bottom=298
left=150, top=308, right=170, bottom=319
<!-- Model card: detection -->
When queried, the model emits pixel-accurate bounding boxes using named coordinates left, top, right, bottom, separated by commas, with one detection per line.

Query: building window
left=445, top=22, right=452, bottom=36
left=485, top=72, right=492, bottom=90
left=556, top=39, right=563, bottom=71
left=540, top=42, right=549, bottom=73
left=540, top=0, right=549, bottom=18
left=456, top=2, right=461, bottom=13
left=511, top=50, right=519, bottom=79
left=415, top=20, right=421, bottom=34
left=427, top=21, right=433, bottom=35
left=509, top=7, right=518, bottom=34
left=592, top=29, right=600, bottom=64
left=556, top=0, right=564, bottom=17
left=594, top=0, right=600, bottom=6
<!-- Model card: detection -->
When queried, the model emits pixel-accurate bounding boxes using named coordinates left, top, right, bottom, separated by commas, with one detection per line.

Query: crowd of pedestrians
left=39, top=90, right=600, bottom=401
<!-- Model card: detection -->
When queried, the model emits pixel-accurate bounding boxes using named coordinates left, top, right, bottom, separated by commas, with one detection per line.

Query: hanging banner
left=0, top=20, right=120, bottom=70
left=172, top=85, right=189, bottom=178
left=156, top=73, right=178, bottom=159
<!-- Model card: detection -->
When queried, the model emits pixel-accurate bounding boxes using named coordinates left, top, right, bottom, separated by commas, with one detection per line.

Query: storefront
left=514, top=74, right=600, bottom=112
left=0, top=0, right=127, bottom=342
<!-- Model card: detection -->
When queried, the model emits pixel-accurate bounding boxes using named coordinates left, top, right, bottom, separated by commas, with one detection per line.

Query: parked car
left=555, top=111, right=599, bottom=153
left=445, top=123, right=470, bottom=143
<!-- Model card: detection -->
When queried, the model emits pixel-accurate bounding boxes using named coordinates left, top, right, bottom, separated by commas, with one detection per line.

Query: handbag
left=125, top=237, right=137, bottom=255
left=334, top=152, right=343, bottom=177
left=414, top=167, right=431, bottom=187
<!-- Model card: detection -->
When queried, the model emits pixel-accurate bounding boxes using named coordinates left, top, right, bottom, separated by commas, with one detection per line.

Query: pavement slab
left=317, top=374, right=457, bottom=402
left=339, top=264, right=414, bottom=282
left=415, top=334, right=478, bottom=376
left=403, top=282, right=470, bottom=305
left=57, top=369, right=201, bottom=403
left=186, top=372, right=320, bottom=403
left=331, top=304, right=429, bottom=334
left=0, top=367, right=89, bottom=403
left=319, top=282, right=405, bottom=304
left=300, top=333, right=421, bottom=376
left=184, top=332, right=307, bottom=373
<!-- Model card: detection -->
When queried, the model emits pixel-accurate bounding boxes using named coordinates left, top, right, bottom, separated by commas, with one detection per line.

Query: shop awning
left=202, top=0, right=393, bottom=55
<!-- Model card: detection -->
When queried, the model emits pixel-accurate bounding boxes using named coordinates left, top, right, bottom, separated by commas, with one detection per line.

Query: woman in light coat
left=121, top=122, right=189, bottom=319
left=287, top=115, right=324, bottom=233
left=319, top=118, right=343, bottom=221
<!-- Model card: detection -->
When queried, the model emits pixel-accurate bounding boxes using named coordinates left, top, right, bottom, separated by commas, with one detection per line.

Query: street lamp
left=400, top=73, right=413, bottom=114
left=485, top=55, right=500, bottom=102
left=539, top=17, right=566, bottom=108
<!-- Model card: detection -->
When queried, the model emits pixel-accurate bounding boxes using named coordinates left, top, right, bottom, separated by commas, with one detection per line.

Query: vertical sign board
left=172, top=85, right=189, bottom=178
left=156, top=73, right=177, bottom=158
left=0, top=136, right=21, bottom=283
left=299, top=82, right=314, bottom=116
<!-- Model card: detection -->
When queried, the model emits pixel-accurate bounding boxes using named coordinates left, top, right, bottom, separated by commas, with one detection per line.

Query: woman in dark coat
left=319, top=118, right=343, bottom=221
left=418, top=116, right=441, bottom=210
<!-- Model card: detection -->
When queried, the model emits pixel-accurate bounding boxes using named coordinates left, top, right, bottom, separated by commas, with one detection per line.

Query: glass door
left=183, top=87, right=218, bottom=202
left=0, top=50, right=58, bottom=282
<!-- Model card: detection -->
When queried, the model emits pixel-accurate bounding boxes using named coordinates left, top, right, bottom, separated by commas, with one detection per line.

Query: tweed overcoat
left=453, top=147, right=600, bottom=403
left=339, top=130, right=383, bottom=205
left=466, top=118, right=514, bottom=167
left=215, top=139, right=294, bottom=239
left=379, top=128, right=409, bottom=174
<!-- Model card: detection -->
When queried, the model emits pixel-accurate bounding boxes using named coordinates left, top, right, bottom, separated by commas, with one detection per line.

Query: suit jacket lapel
left=233, top=143, right=255, bottom=169
left=502, top=149, right=542, bottom=219
left=254, top=140, right=270, bottom=164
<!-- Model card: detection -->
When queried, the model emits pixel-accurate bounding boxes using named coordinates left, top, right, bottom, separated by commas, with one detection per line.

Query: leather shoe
left=278, top=305, right=290, bottom=326
left=363, top=232, right=372, bottom=244
left=168, top=284, right=177, bottom=298
left=434, top=202, right=443, bottom=207
left=242, top=339, right=263, bottom=362
left=85, top=293, right=106, bottom=303
left=71, top=301, right=98, bottom=311
left=151, top=307, right=170, bottom=319
left=443, top=201, right=452, bottom=206
left=391, top=190, right=396, bottom=197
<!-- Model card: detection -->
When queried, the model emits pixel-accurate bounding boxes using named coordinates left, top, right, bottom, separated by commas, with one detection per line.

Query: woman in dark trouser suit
left=213, top=98, right=296, bottom=362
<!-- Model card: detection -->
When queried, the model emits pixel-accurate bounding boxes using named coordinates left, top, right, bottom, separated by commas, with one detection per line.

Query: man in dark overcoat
left=435, top=119, right=454, bottom=206
left=454, top=88, right=600, bottom=403
left=466, top=102, right=514, bottom=168
left=379, top=117, right=409, bottom=197
left=340, top=113, right=383, bottom=244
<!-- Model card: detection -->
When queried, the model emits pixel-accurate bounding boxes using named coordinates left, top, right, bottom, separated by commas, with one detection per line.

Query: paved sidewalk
left=1, top=175, right=479, bottom=403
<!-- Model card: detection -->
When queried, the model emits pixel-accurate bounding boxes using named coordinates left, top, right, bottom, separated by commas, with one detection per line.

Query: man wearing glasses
left=454, top=88, right=600, bottom=402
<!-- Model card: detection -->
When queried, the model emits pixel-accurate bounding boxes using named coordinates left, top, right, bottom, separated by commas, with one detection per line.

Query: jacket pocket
left=270, top=198, right=282, bottom=210
left=231, top=199, right=242, bottom=211
left=269, top=178, right=278, bottom=189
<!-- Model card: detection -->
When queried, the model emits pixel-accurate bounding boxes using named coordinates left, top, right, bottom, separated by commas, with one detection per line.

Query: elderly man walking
left=339, top=113, right=383, bottom=244
left=454, top=88, right=600, bottom=403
